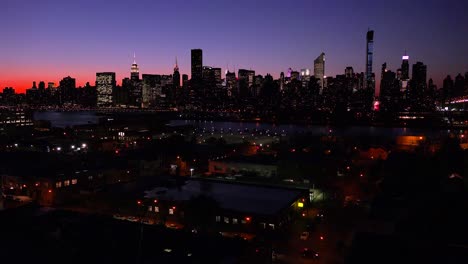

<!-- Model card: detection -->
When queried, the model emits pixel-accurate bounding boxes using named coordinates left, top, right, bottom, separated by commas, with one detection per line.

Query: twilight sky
left=1, top=0, right=467, bottom=94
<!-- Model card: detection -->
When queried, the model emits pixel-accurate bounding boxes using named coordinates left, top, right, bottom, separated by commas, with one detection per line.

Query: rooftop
left=144, top=179, right=304, bottom=216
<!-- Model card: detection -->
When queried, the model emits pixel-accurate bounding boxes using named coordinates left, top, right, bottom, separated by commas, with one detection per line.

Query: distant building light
left=402, top=55, right=409, bottom=60
left=298, top=202, right=304, bottom=208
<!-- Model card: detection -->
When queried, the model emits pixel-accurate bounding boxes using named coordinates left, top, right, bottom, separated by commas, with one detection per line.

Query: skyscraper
left=213, top=68, right=222, bottom=84
left=131, top=53, right=139, bottom=81
left=142, top=74, right=161, bottom=108
left=401, top=54, right=410, bottom=81
left=59, top=76, right=76, bottom=104
left=365, top=30, right=374, bottom=90
left=400, top=54, right=410, bottom=94
left=300, top=68, right=311, bottom=88
left=412, top=61, right=427, bottom=88
left=314, top=52, right=325, bottom=94
left=191, top=49, right=203, bottom=81
left=96, top=72, right=116, bottom=107
left=345, top=67, right=354, bottom=78
left=173, top=57, right=180, bottom=88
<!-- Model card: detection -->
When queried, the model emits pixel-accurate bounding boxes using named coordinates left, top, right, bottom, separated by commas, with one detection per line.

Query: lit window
left=241, top=220, right=247, bottom=224
left=269, top=224, right=275, bottom=230
left=169, top=208, right=174, bottom=215
left=215, top=216, right=221, bottom=222
left=55, top=182, right=62, bottom=188
left=71, top=179, right=77, bottom=185
left=224, top=217, right=229, bottom=224
left=64, top=180, right=70, bottom=186
left=148, top=206, right=153, bottom=212
left=155, top=206, right=159, bottom=213
left=88, top=176, right=93, bottom=180
left=232, top=218, right=238, bottom=224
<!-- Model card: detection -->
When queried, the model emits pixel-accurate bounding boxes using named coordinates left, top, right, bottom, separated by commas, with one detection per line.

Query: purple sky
left=1, top=0, right=467, bottom=93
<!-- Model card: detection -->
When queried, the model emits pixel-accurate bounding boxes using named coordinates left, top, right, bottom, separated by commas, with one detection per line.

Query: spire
left=133, top=52, right=136, bottom=64
left=174, top=56, right=179, bottom=72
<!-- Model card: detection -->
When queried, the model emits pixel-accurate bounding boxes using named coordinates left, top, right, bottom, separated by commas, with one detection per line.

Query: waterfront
left=33, top=111, right=464, bottom=139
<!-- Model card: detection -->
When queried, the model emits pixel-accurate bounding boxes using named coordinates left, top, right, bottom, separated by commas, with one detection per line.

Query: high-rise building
left=314, top=52, right=325, bottom=94
left=300, top=69, right=311, bottom=88
left=213, top=68, right=222, bottom=84
left=173, top=57, right=180, bottom=88
left=412, top=62, right=427, bottom=88
left=47, top=82, right=55, bottom=89
left=365, top=30, right=374, bottom=90
left=59, top=76, right=76, bottom=104
left=142, top=74, right=161, bottom=108
left=225, top=71, right=237, bottom=97
left=96, top=72, right=116, bottom=107
left=131, top=53, right=140, bottom=81
left=280, top=72, right=285, bottom=91
left=182, top=74, right=189, bottom=88
left=191, top=49, right=203, bottom=81
left=381, top=63, right=387, bottom=81
left=345, top=67, right=354, bottom=78
left=38, top=81, right=45, bottom=91
left=401, top=54, right=410, bottom=81
left=291, top=71, right=300, bottom=81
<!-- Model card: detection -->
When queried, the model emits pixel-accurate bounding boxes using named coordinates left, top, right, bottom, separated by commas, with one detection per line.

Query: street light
left=190, top=168, right=194, bottom=177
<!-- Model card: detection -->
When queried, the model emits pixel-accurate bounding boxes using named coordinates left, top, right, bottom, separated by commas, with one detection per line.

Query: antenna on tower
left=133, top=52, right=136, bottom=64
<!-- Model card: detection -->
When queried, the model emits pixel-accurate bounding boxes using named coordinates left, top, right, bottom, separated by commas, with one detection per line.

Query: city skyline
left=2, top=0, right=468, bottom=93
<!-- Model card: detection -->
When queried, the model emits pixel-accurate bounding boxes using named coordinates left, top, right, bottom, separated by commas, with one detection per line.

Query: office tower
left=225, top=71, right=237, bottom=97
left=454, top=73, right=465, bottom=97
left=412, top=62, right=427, bottom=88
left=96, top=72, right=116, bottom=107
left=381, top=63, right=387, bottom=81
left=401, top=53, right=410, bottom=81
left=365, top=30, right=374, bottom=91
left=173, top=57, right=180, bottom=88
left=47, top=82, right=55, bottom=89
left=345, top=67, right=354, bottom=78
left=238, top=69, right=254, bottom=97
left=59, top=76, right=76, bottom=104
left=191, top=49, right=203, bottom=81
left=182, top=74, right=189, bottom=88
left=300, top=69, right=311, bottom=88
left=280, top=72, right=285, bottom=91
left=142, top=74, right=161, bottom=108
left=314, top=52, right=325, bottom=94
left=291, top=71, right=300, bottom=81
left=38, top=81, right=45, bottom=91
left=248, top=71, right=255, bottom=88
left=131, top=53, right=139, bottom=81
left=203, top=66, right=215, bottom=82
left=213, top=68, right=222, bottom=84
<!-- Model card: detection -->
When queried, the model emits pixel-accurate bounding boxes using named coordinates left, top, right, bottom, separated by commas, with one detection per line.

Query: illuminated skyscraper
left=365, top=30, right=374, bottom=90
left=300, top=68, right=311, bottom=88
left=96, top=72, right=116, bottom=107
left=314, top=52, right=325, bottom=94
left=400, top=54, right=410, bottom=93
left=131, top=53, right=139, bottom=81
left=401, top=53, right=410, bottom=80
